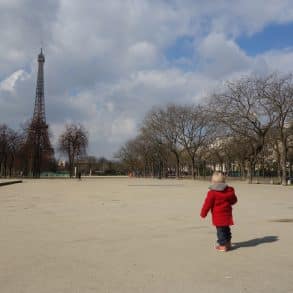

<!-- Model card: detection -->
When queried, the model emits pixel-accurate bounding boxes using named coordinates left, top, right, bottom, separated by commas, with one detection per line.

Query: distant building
left=58, top=160, right=66, bottom=168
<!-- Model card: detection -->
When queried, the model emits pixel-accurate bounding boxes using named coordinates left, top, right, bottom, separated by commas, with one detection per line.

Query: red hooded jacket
left=200, top=183, right=237, bottom=226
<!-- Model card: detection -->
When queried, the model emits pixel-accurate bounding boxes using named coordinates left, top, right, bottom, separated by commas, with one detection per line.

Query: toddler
left=200, top=171, right=238, bottom=252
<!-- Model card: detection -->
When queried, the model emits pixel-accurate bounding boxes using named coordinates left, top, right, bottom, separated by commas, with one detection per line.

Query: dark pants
left=216, top=226, right=231, bottom=245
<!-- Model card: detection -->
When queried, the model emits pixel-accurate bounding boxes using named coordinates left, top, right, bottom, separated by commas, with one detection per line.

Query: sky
left=1, top=0, right=293, bottom=159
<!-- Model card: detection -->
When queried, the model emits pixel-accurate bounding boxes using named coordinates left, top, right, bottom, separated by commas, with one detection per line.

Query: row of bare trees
left=117, top=74, right=293, bottom=185
left=0, top=123, right=89, bottom=178
left=0, top=124, right=23, bottom=177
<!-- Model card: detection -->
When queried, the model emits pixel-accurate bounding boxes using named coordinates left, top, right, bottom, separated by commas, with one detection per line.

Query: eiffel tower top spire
left=33, top=48, right=46, bottom=122
left=38, top=47, right=45, bottom=62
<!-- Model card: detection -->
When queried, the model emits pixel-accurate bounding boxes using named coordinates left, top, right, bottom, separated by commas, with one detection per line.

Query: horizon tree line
left=0, top=121, right=126, bottom=178
left=0, top=122, right=89, bottom=178
left=1, top=73, right=292, bottom=184
left=117, top=73, right=293, bottom=185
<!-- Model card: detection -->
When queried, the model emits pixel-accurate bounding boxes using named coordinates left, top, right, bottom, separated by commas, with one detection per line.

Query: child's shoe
left=215, top=245, right=227, bottom=252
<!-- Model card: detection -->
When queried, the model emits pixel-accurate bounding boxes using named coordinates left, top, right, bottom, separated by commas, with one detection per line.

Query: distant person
left=200, top=171, right=238, bottom=252
left=78, top=171, right=81, bottom=180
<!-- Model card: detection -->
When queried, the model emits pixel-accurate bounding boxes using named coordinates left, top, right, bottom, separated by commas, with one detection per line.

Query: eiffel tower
left=27, top=49, right=53, bottom=177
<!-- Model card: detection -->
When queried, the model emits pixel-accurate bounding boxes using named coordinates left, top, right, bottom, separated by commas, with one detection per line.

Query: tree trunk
left=9, top=155, right=15, bottom=177
left=277, top=164, right=281, bottom=184
left=247, top=160, right=254, bottom=184
left=3, top=155, right=7, bottom=177
left=69, top=157, right=73, bottom=178
left=173, top=152, right=180, bottom=179
left=275, top=150, right=282, bottom=184
left=225, top=161, right=231, bottom=176
left=191, top=156, right=196, bottom=180
left=162, top=160, right=167, bottom=178
left=240, top=161, right=245, bottom=180
left=281, top=139, right=288, bottom=186
left=9, top=162, right=13, bottom=177
left=0, top=158, right=3, bottom=177
left=143, top=160, right=147, bottom=177
left=151, top=160, right=155, bottom=178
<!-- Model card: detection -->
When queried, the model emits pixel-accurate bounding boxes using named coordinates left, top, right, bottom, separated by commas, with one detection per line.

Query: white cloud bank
left=1, top=0, right=293, bottom=157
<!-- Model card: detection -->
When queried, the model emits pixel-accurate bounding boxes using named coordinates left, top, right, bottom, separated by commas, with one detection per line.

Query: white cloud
left=128, top=42, right=159, bottom=67
left=261, top=49, right=293, bottom=73
left=0, top=70, right=29, bottom=92
left=198, top=33, right=252, bottom=78
left=111, top=118, right=136, bottom=141
left=1, top=0, right=293, bottom=157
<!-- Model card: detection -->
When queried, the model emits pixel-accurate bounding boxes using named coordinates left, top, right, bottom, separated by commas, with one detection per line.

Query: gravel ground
left=0, top=178, right=292, bottom=293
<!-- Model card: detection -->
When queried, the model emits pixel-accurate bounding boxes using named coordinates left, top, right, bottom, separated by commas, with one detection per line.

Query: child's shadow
left=232, top=236, right=278, bottom=250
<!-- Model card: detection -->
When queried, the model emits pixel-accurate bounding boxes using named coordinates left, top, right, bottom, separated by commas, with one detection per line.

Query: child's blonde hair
left=211, top=171, right=226, bottom=183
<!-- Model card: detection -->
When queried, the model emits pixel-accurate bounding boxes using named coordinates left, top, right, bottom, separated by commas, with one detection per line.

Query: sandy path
left=0, top=178, right=292, bottom=293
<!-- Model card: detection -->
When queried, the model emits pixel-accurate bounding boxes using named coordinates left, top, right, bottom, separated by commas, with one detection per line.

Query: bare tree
left=0, top=124, right=24, bottom=177
left=143, top=105, right=182, bottom=178
left=177, top=104, right=213, bottom=179
left=209, top=75, right=278, bottom=183
left=288, top=127, right=293, bottom=179
left=116, top=138, right=144, bottom=175
left=6, top=128, right=22, bottom=177
left=116, top=128, right=172, bottom=178
left=139, top=127, right=172, bottom=178
left=0, top=124, right=9, bottom=176
left=265, top=74, right=293, bottom=185
left=58, top=124, right=89, bottom=177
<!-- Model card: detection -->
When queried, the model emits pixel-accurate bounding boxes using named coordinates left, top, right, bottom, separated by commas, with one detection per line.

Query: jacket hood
left=209, top=183, right=228, bottom=191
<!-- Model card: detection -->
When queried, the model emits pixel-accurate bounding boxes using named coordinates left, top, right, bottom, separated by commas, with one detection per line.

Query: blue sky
left=166, top=22, right=293, bottom=64
left=166, top=36, right=194, bottom=61
left=237, top=22, right=293, bottom=56
left=1, top=0, right=293, bottom=158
